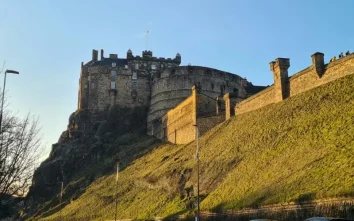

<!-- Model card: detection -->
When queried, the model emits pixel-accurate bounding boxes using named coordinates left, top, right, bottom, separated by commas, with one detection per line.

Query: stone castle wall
left=289, top=53, right=354, bottom=96
left=153, top=87, right=197, bottom=144
left=147, top=66, right=244, bottom=133
left=77, top=49, right=263, bottom=142
left=78, top=49, right=181, bottom=111
left=235, top=86, right=275, bottom=115
left=152, top=86, right=229, bottom=144
left=234, top=52, right=354, bottom=116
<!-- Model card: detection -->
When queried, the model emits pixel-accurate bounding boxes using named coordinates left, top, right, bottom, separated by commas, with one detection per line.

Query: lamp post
left=0, top=69, right=19, bottom=171
left=0, top=69, right=19, bottom=134
left=59, top=181, right=63, bottom=221
left=114, top=162, right=119, bottom=221
left=193, top=124, right=200, bottom=221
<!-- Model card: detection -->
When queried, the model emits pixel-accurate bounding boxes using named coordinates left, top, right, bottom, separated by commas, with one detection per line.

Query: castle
left=76, top=49, right=265, bottom=143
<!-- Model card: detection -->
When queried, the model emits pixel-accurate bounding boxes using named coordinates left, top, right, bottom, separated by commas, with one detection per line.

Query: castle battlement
left=127, top=49, right=181, bottom=65
left=152, top=66, right=244, bottom=83
left=234, top=51, right=354, bottom=116
left=77, top=48, right=265, bottom=138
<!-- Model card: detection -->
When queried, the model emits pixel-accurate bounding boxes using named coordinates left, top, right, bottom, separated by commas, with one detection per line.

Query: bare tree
left=0, top=98, right=42, bottom=197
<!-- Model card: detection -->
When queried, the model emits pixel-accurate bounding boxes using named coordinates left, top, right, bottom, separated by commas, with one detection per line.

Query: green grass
left=36, top=74, right=354, bottom=220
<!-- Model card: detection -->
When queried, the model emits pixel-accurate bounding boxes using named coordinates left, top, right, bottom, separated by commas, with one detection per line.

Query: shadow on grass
left=27, top=129, right=166, bottom=221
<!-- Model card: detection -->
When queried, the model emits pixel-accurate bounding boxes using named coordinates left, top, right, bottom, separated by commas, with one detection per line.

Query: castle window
left=151, top=64, right=156, bottom=70
left=91, top=82, right=95, bottom=89
left=132, top=72, right=137, bottom=80
left=111, top=71, right=117, bottom=80
left=135, top=64, right=139, bottom=69
left=211, top=83, right=214, bottom=90
left=112, top=62, right=116, bottom=67
left=111, top=81, right=116, bottom=89
left=132, top=81, right=137, bottom=89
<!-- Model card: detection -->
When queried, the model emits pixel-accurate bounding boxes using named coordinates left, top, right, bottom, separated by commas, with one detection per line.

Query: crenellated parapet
left=234, top=51, right=354, bottom=116
left=127, top=50, right=181, bottom=65
left=77, top=48, right=266, bottom=140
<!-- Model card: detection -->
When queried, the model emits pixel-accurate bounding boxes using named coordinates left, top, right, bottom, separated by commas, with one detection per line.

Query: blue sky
left=0, top=0, right=353, bottom=161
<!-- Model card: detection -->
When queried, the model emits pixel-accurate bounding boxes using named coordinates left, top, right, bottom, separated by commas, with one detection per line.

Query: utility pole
left=0, top=68, right=19, bottom=177
left=59, top=182, right=63, bottom=221
left=114, top=162, right=119, bottom=221
left=193, top=124, right=200, bottom=221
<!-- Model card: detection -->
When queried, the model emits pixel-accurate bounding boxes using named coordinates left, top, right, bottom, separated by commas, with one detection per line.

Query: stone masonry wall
left=197, top=114, right=225, bottom=136
left=87, top=66, right=150, bottom=110
left=152, top=86, right=228, bottom=144
left=290, top=53, right=354, bottom=97
left=234, top=52, right=354, bottom=116
left=223, top=93, right=241, bottom=120
left=153, top=87, right=197, bottom=144
left=148, top=66, right=244, bottom=130
left=235, top=86, right=275, bottom=115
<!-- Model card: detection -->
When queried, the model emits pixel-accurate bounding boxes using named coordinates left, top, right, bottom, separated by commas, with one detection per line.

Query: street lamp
left=114, top=162, right=119, bottom=221
left=0, top=69, right=19, bottom=134
left=0, top=69, right=19, bottom=170
left=59, top=181, right=63, bottom=221
left=193, top=124, right=200, bottom=221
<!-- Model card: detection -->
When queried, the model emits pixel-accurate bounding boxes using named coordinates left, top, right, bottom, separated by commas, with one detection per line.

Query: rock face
left=26, top=105, right=148, bottom=215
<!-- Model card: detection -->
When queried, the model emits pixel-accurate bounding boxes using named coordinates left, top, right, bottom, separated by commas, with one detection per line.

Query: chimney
left=92, top=49, right=98, bottom=61
left=270, top=58, right=290, bottom=102
left=101, top=49, right=104, bottom=60
left=311, top=52, right=325, bottom=77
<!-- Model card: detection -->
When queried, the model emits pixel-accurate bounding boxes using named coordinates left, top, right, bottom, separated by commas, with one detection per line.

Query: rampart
left=148, top=66, right=244, bottom=131
left=153, top=86, right=197, bottom=144
left=235, top=52, right=354, bottom=115
left=152, top=86, right=228, bottom=144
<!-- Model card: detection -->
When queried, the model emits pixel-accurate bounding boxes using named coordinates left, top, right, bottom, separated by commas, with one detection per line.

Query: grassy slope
left=40, top=74, right=354, bottom=220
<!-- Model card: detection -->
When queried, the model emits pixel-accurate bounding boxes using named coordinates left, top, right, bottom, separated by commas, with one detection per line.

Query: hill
left=31, top=74, right=354, bottom=220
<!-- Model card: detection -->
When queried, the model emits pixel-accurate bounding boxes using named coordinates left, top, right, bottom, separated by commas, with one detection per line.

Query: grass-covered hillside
left=37, top=74, right=354, bottom=220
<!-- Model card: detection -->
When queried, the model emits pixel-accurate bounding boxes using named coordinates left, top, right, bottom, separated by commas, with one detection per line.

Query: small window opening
left=132, top=81, right=137, bottom=89
left=111, top=82, right=116, bottom=89
left=132, top=72, right=137, bottom=80
left=111, top=71, right=117, bottom=79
